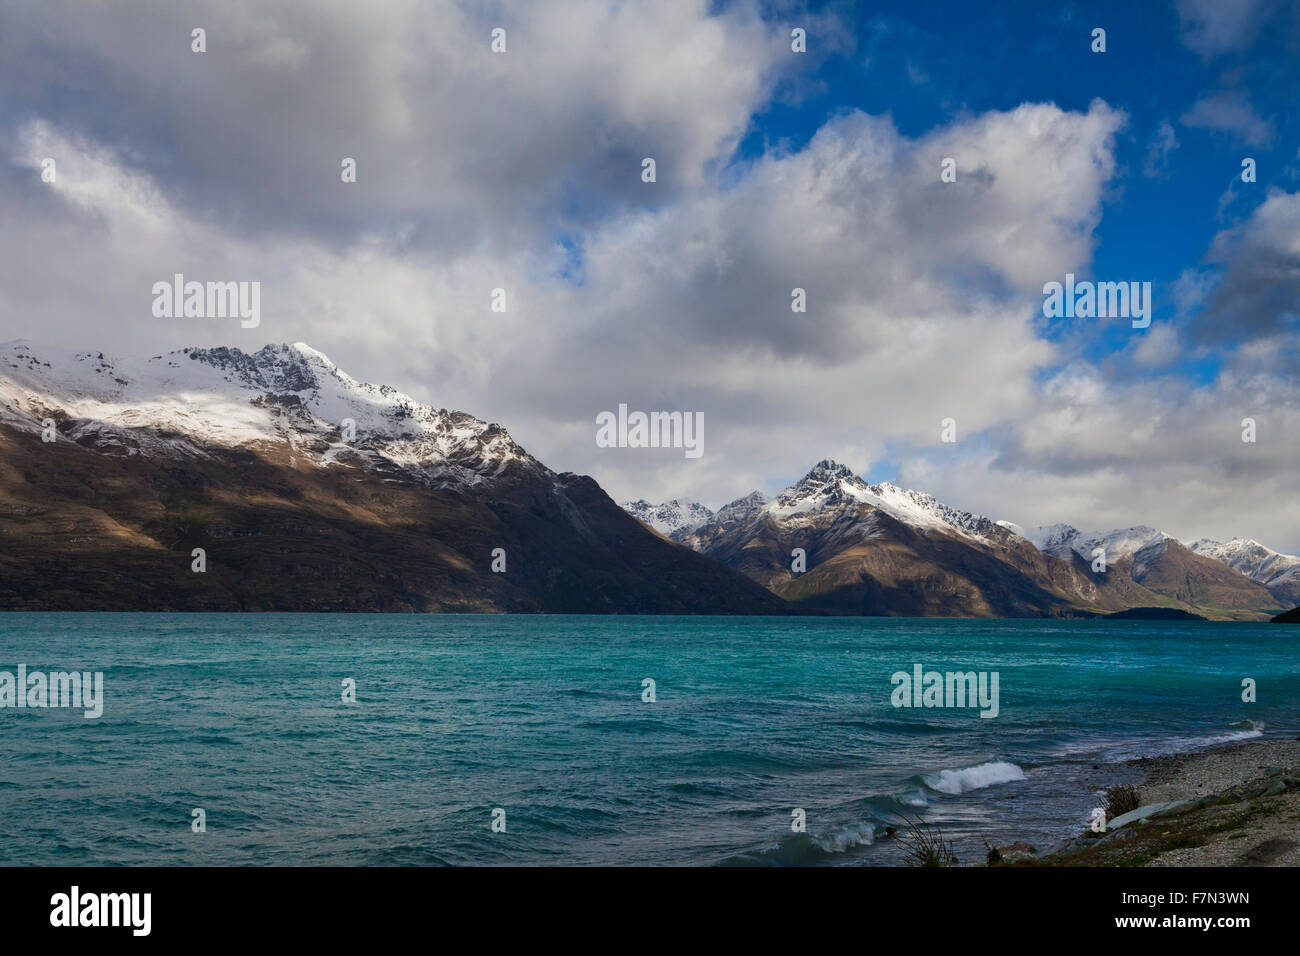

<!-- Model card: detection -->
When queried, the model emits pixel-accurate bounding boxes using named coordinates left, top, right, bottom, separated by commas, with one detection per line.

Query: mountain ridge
left=628, top=460, right=1285, bottom=620
left=4, top=340, right=1290, bottom=619
left=0, top=340, right=784, bottom=614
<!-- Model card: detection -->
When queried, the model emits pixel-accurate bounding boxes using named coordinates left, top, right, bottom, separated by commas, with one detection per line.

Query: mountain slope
left=646, top=461, right=1281, bottom=620
left=0, top=341, right=786, bottom=613
left=0, top=340, right=541, bottom=486
left=1000, top=523, right=1283, bottom=619
left=1189, top=538, right=1300, bottom=606
left=674, top=461, right=1106, bottom=617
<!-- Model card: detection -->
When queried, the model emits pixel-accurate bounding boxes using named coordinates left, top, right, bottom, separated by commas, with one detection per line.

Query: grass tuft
left=896, top=814, right=958, bottom=867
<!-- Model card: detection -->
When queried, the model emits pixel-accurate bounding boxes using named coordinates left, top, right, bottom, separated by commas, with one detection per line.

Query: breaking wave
left=922, top=761, right=1027, bottom=794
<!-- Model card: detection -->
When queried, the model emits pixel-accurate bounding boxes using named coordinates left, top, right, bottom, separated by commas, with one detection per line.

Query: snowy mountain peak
left=1189, top=537, right=1300, bottom=589
left=660, top=459, right=996, bottom=544
left=621, top=498, right=714, bottom=538
left=799, top=459, right=862, bottom=485
left=865, top=481, right=1000, bottom=540
left=0, top=340, right=540, bottom=487
left=776, top=459, right=871, bottom=507
left=1008, top=523, right=1169, bottom=564
left=713, top=491, right=772, bottom=524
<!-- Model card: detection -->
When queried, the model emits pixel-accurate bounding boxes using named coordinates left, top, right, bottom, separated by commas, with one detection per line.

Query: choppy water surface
left=1, top=614, right=1294, bottom=865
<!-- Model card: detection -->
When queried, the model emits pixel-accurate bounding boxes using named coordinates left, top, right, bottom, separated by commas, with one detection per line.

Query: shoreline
left=996, top=735, right=1300, bottom=867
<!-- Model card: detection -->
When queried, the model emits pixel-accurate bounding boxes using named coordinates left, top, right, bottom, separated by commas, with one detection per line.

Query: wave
left=921, top=760, right=1026, bottom=794
left=722, top=824, right=878, bottom=866
left=726, top=762, right=1024, bottom=867
left=1101, top=721, right=1265, bottom=762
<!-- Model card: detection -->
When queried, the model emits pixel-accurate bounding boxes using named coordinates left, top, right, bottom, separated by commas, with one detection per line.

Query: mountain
left=620, top=499, right=714, bottom=539
left=639, top=460, right=1282, bottom=620
left=1188, top=538, right=1300, bottom=606
left=0, top=341, right=786, bottom=613
left=999, top=522, right=1284, bottom=618
left=1003, top=522, right=1169, bottom=566
left=0, top=340, right=540, bottom=484
left=672, top=460, right=1109, bottom=617
left=6, top=342, right=1285, bottom=621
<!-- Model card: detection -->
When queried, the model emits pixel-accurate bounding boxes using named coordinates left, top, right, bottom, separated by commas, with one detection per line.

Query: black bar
left=0, top=865, right=1279, bottom=942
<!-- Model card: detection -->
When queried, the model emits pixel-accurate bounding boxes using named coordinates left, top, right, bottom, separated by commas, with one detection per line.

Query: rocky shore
left=991, top=737, right=1300, bottom=867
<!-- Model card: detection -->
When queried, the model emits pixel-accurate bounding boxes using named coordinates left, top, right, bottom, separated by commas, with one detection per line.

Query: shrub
left=1104, top=784, right=1142, bottom=818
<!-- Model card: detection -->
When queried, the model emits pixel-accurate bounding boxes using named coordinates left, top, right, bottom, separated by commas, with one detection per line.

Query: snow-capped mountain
left=744, top=459, right=1000, bottom=543
left=5, top=341, right=1290, bottom=621
left=620, top=498, right=714, bottom=538
left=994, top=522, right=1299, bottom=607
left=638, top=460, right=1284, bottom=619
left=667, top=459, right=1091, bottom=617
left=712, top=491, right=773, bottom=527
left=630, top=461, right=1006, bottom=551
left=1189, top=538, right=1300, bottom=605
left=0, top=340, right=540, bottom=488
left=0, top=340, right=783, bottom=614
left=1000, top=522, right=1171, bottom=568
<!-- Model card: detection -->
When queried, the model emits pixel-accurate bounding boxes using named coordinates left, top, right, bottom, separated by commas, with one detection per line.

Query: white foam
left=924, top=760, right=1026, bottom=794
left=812, top=823, right=875, bottom=853
left=1102, top=723, right=1265, bottom=762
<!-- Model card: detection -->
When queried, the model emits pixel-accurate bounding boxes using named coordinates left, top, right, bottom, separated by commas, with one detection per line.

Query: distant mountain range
left=1187, top=537, right=1300, bottom=606
left=1, top=340, right=1293, bottom=620
left=623, top=460, right=1294, bottom=621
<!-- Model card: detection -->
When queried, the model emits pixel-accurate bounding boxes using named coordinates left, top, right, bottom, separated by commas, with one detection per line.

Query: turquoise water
left=0, top=614, right=1295, bottom=866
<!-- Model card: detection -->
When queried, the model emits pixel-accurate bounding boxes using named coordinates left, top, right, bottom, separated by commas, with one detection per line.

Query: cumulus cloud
left=891, top=188, right=1300, bottom=551
left=892, top=358, right=1300, bottom=552
left=0, top=0, right=787, bottom=249
left=1, top=1, right=1298, bottom=551
left=1189, top=189, right=1300, bottom=356
left=0, top=72, right=1126, bottom=510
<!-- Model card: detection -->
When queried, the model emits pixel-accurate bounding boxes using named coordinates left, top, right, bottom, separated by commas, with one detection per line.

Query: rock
left=993, top=841, right=1038, bottom=864
left=1096, top=828, right=1136, bottom=847
left=1240, top=837, right=1298, bottom=865
left=1107, top=800, right=1191, bottom=830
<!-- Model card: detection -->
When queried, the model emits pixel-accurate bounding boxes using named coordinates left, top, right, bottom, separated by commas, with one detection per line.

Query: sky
left=1, top=0, right=1298, bottom=550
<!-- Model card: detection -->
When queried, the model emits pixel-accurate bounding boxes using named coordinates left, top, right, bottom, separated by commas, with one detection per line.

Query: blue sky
left=748, top=0, right=1294, bottom=366
left=736, top=0, right=1299, bottom=515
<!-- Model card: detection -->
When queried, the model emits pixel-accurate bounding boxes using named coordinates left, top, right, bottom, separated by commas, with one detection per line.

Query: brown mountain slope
left=678, top=462, right=1281, bottom=620
left=1113, top=538, right=1282, bottom=619
left=0, top=422, right=788, bottom=613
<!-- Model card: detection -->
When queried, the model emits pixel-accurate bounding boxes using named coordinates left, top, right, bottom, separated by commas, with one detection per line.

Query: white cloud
left=1181, top=89, right=1275, bottom=147
left=3, top=2, right=1298, bottom=552
left=0, top=98, right=1123, bottom=513
left=1143, top=119, right=1179, bottom=178
left=1177, top=0, right=1278, bottom=59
